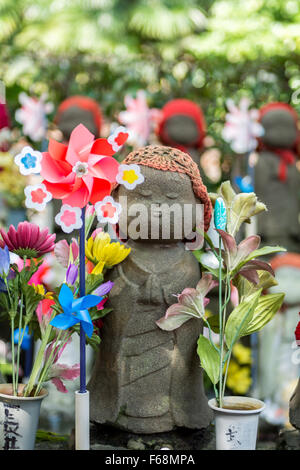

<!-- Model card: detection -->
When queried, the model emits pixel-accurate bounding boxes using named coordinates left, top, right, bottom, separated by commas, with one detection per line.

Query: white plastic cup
left=208, top=396, right=265, bottom=450
left=0, top=384, right=48, bottom=450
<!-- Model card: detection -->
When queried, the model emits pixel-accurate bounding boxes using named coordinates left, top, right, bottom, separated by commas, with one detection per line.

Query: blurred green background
left=1, top=0, right=300, bottom=148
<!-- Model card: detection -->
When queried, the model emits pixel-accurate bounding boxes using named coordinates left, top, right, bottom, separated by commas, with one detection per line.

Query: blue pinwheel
left=50, top=284, right=102, bottom=338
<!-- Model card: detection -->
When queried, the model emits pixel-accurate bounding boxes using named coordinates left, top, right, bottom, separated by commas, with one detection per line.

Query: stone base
left=67, top=423, right=215, bottom=451
left=276, top=428, right=300, bottom=450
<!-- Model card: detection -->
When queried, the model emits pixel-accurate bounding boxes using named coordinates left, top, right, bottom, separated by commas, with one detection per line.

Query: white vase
left=0, top=384, right=48, bottom=450
left=208, top=396, right=265, bottom=450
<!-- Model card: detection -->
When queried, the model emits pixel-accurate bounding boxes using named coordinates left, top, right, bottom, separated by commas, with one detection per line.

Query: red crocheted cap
left=55, top=95, right=102, bottom=133
left=0, top=103, right=10, bottom=130
left=259, top=102, right=299, bottom=122
left=259, top=102, right=300, bottom=155
left=156, top=99, right=206, bottom=150
left=114, top=145, right=212, bottom=232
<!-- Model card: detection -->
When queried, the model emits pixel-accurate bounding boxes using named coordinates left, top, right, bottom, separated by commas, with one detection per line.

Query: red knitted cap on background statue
left=0, top=103, right=10, bottom=130
left=55, top=95, right=102, bottom=141
left=156, top=99, right=206, bottom=153
left=259, top=102, right=300, bottom=182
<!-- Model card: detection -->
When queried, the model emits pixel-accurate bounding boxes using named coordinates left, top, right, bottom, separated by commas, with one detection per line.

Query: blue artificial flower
left=50, top=284, right=102, bottom=338
left=214, top=197, right=227, bottom=231
left=234, top=175, right=254, bottom=193
left=0, top=245, right=10, bottom=278
left=20, top=153, right=37, bottom=170
left=14, top=326, right=32, bottom=351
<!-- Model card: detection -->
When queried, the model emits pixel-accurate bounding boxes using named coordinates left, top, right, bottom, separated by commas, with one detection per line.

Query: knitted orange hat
left=114, top=145, right=212, bottom=232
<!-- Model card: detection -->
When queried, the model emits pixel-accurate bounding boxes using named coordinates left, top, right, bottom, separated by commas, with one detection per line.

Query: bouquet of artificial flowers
left=0, top=218, right=130, bottom=398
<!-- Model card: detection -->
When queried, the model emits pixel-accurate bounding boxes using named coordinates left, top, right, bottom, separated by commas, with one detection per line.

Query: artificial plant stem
left=79, top=207, right=86, bottom=394
left=24, top=313, right=55, bottom=397
left=222, top=350, right=232, bottom=398
left=218, top=236, right=223, bottom=408
left=15, top=290, right=24, bottom=395
left=11, top=316, right=16, bottom=395
left=34, top=330, right=63, bottom=396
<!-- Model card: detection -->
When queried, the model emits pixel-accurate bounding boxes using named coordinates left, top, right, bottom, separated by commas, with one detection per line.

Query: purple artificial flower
left=0, top=245, right=10, bottom=278
left=93, top=280, right=114, bottom=296
left=66, top=263, right=78, bottom=285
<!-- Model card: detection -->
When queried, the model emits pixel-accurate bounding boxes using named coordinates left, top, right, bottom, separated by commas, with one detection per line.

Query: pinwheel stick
left=79, top=206, right=86, bottom=393
left=76, top=206, right=90, bottom=450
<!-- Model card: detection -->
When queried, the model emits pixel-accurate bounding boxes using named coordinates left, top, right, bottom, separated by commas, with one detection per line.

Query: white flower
left=116, top=163, right=144, bottom=190
left=95, top=196, right=122, bottom=224
left=24, top=183, right=52, bottom=212
left=15, top=92, right=54, bottom=142
left=14, top=146, right=43, bottom=175
left=107, top=126, right=129, bottom=152
left=222, top=98, right=264, bottom=154
left=72, top=161, right=89, bottom=178
left=55, top=205, right=83, bottom=234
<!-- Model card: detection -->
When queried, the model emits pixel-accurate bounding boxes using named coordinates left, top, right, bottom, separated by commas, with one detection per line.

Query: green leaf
left=243, top=246, right=286, bottom=262
left=85, top=273, right=104, bottom=295
left=225, top=289, right=261, bottom=349
left=231, top=245, right=286, bottom=278
left=227, top=193, right=264, bottom=236
left=243, top=293, right=285, bottom=335
left=206, top=314, right=220, bottom=333
left=233, top=270, right=278, bottom=301
left=197, top=334, right=220, bottom=385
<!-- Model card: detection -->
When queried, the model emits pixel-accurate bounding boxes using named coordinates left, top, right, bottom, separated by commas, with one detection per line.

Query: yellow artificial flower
left=232, top=342, right=252, bottom=365
left=32, top=283, right=54, bottom=299
left=226, top=360, right=252, bottom=395
left=86, top=232, right=131, bottom=274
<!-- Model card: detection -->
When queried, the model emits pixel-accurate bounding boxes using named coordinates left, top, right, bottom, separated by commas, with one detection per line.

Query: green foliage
left=224, top=289, right=261, bottom=348
left=197, top=334, right=220, bottom=385
left=0, top=0, right=299, bottom=182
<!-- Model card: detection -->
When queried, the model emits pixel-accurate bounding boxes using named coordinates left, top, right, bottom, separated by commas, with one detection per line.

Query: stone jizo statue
left=88, top=145, right=213, bottom=434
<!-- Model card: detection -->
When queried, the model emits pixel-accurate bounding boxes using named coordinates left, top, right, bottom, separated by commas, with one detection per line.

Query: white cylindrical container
left=0, top=384, right=48, bottom=450
left=75, top=390, right=90, bottom=450
left=208, top=396, right=265, bottom=450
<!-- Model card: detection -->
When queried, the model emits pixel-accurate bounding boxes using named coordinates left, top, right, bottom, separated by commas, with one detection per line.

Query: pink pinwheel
left=118, top=90, right=161, bottom=147
left=40, top=124, right=128, bottom=208
left=0, top=222, right=56, bottom=259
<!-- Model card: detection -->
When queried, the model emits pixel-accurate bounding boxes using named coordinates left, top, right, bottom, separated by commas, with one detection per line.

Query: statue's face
left=164, top=115, right=200, bottom=146
left=115, top=166, right=203, bottom=244
left=58, top=106, right=99, bottom=141
left=261, top=109, right=298, bottom=148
